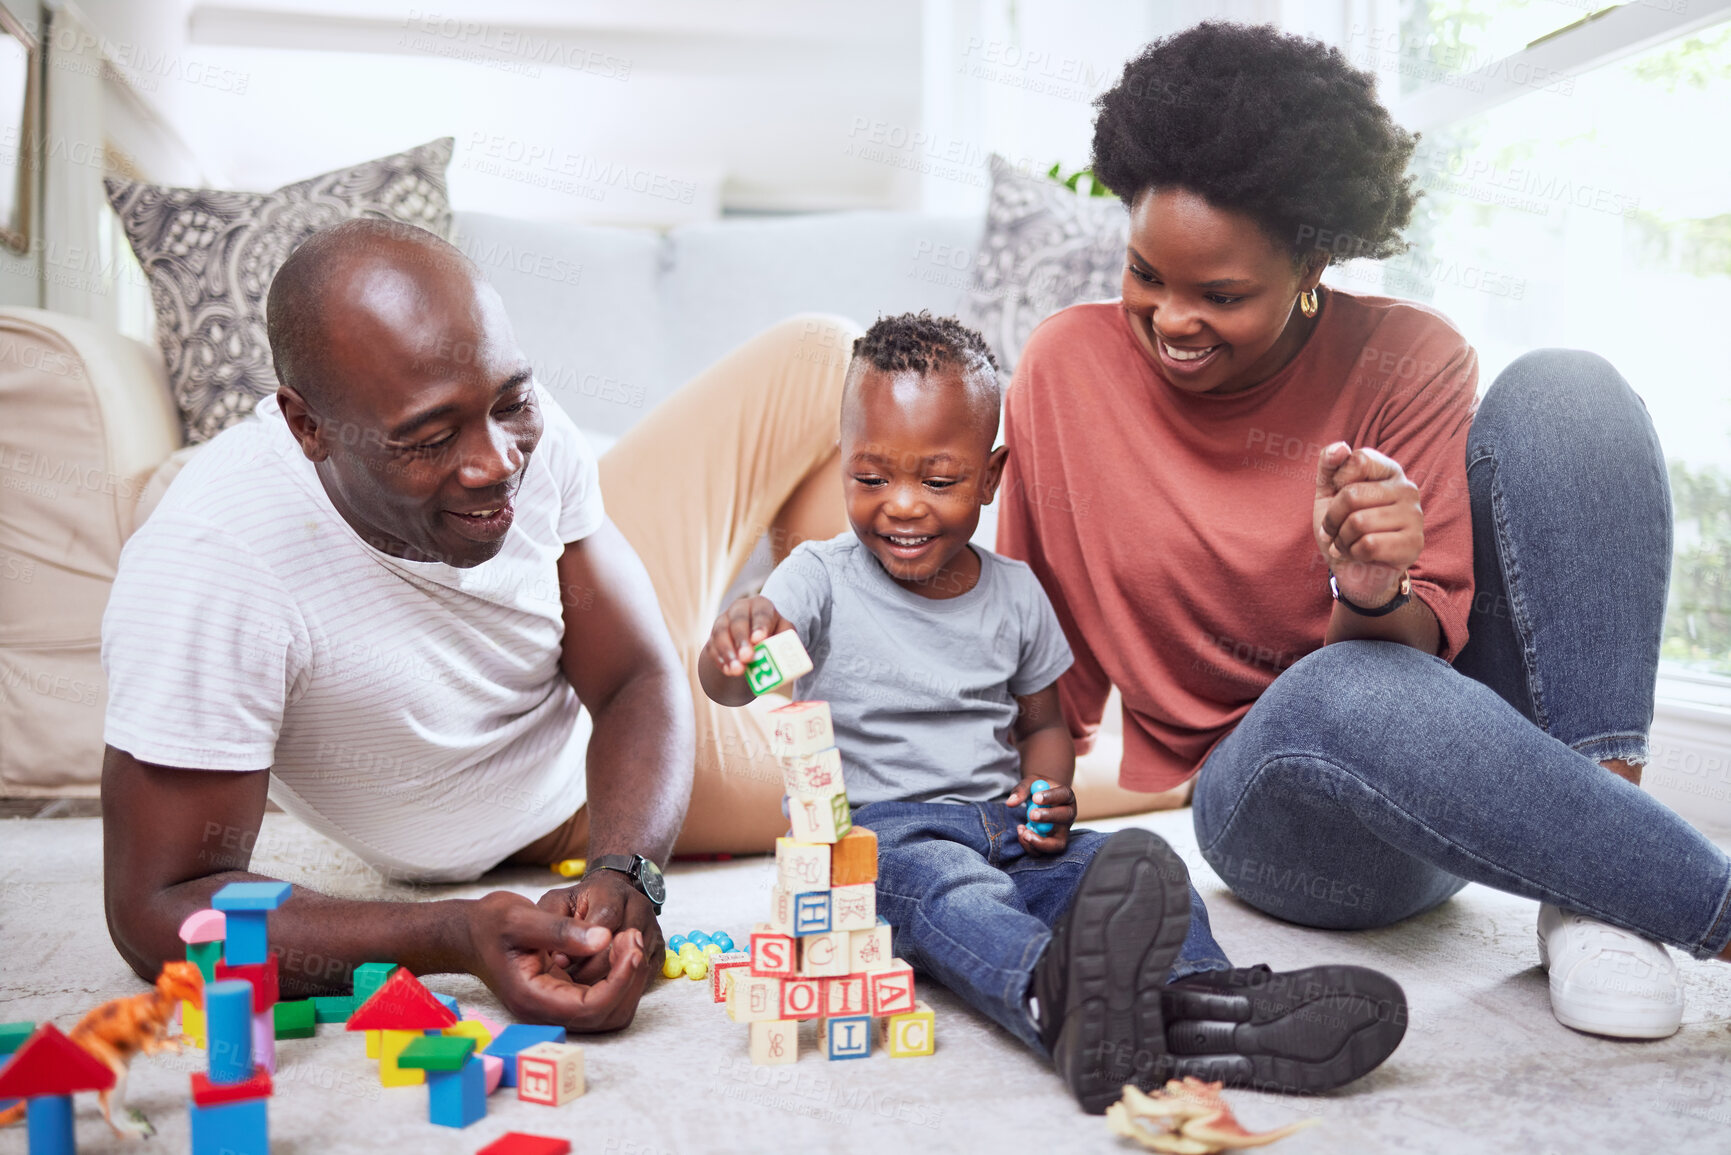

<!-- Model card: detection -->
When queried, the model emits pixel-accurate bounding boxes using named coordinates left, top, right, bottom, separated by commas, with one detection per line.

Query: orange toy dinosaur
left=0, top=960, right=203, bottom=1138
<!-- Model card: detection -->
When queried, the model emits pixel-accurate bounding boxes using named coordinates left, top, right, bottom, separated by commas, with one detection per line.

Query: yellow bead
left=678, top=943, right=702, bottom=959
left=551, top=858, right=586, bottom=878
left=661, top=952, right=685, bottom=979
left=702, top=942, right=722, bottom=957
left=684, top=958, right=709, bottom=981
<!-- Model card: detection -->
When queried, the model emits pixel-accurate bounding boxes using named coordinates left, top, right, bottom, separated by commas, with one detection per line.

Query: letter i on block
left=788, top=787, right=852, bottom=844
left=746, top=631, right=813, bottom=695
left=749, top=1019, right=797, bottom=1066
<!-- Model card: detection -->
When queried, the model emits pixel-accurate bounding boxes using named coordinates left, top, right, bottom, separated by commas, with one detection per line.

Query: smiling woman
left=997, top=20, right=1731, bottom=1041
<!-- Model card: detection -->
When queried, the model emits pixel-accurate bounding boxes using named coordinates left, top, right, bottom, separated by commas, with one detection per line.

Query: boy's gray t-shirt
left=759, top=533, right=1073, bottom=806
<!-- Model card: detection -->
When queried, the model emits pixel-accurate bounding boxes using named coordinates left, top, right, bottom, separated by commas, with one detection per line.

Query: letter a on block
left=868, top=960, right=917, bottom=1016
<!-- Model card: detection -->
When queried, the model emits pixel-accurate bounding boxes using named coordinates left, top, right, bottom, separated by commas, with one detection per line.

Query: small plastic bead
left=687, top=931, right=712, bottom=947
left=661, top=952, right=684, bottom=979
left=1027, top=779, right=1055, bottom=836
left=667, top=935, right=686, bottom=952
left=684, top=957, right=709, bottom=981
left=702, top=942, right=722, bottom=957
left=713, top=934, right=735, bottom=952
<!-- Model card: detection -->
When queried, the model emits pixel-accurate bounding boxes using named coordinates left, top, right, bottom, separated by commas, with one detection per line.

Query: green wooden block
left=312, top=995, right=355, bottom=1023
left=353, top=961, right=398, bottom=1003
left=186, top=940, right=223, bottom=984
left=274, top=998, right=317, bottom=1039
left=0, top=1020, right=34, bottom=1055
left=396, top=1035, right=476, bottom=1072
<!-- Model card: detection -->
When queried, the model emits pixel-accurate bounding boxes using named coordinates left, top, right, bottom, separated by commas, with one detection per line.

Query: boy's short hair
left=845, top=312, right=1001, bottom=442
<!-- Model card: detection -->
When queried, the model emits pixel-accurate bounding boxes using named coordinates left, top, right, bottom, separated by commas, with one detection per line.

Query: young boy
left=699, top=313, right=1406, bottom=1112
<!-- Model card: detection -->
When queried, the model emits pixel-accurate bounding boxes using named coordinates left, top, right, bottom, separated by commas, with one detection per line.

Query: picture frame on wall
left=0, top=2, right=37, bottom=254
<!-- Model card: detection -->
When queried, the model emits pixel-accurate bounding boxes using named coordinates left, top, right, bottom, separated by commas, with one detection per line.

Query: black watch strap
left=589, top=853, right=664, bottom=913
left=1330, top=572, right=1413, bottom=617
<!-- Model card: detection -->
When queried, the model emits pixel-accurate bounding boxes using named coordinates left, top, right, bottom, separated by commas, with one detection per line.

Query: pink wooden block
left=251, top=1010, right=276, bottom=1074
left=178, top=909, right=227, bottom=944
left=481, top=1053, right=504, bottom=1094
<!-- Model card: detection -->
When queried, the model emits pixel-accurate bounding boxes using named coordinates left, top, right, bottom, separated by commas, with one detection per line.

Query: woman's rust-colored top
left=997, top=290, right=1478, bottom=792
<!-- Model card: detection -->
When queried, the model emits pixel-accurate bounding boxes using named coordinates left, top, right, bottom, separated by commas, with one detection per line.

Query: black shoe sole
left=1050, top=828, right=1192, bottom=1114
left=1161, top=964, right=1408, bottom=1094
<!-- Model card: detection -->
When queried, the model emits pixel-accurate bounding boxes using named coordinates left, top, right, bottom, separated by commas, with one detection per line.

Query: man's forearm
left=583, top=665, right=694, bottom=866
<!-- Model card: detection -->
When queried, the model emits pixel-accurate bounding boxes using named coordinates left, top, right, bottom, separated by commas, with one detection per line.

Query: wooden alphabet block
left=830, top=882, right=875, bottom=932
left=848, top=921, right=893, bottom=972
left=747, top=631, right=813, bottom=695
left=767, top=701, right=834, bottom=759
left=881, top=1000, right=936, bottom=1057
left=516, top=1042, right=584, bottom=1106
left=825, top=1015, right=872, bottom=1060
left=766, top=887, right=797, bottom=934
left=796, top=932, right=849, bottom=978
left=749, top=1019, right=797, bottom=1066
left=821, top=975, right=869, bottom=1018
left=727, top=974, right=782, bottom=1023
left=788, top=787, right=852, bottom=844
left=779, top=978, right=822, bottom=1020
left=868, top=959, right=917, bottom=1017
left=829, top=825, right=879, bottom=886
left=792, top=889, right=832, bottom=936
left=709, top=952, right=752, bottom=1003
left=750, top=928, right=795, bottom=978
left=775, top=838, right=831, bottom=891
left=780, top=747, right=844, bottom=797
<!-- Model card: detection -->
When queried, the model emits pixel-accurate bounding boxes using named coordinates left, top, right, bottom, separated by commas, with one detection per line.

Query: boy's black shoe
left=1030, top=828, right=1192, bottom=1114
left=1159, top=963, right=1408, bottom=1093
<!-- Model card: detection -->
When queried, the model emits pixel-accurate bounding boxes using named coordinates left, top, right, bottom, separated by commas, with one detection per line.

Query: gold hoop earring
left=1298, top=288, right=1319, bottom=318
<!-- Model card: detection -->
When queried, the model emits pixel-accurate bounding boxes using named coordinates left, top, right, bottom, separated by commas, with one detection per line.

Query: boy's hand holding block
left=747, top=631, right=813, bottom=695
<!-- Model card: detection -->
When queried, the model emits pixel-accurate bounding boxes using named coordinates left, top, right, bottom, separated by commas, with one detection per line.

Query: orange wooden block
left=829, top=826, right=878, bottom=887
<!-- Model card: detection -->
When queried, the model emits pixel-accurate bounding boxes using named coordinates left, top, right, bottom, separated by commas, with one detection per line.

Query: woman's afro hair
left=1091, top=22, right=1420, bottom=264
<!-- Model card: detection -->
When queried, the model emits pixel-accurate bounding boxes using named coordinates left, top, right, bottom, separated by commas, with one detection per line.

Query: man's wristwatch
left=1330, top=571, right=1413, bottom=617
left=587, top=853, right=666, bottom=914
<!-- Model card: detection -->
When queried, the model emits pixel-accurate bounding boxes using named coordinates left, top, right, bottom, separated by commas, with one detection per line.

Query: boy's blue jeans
left=1193, top=350, right=1731, bottom=959
left=858, top=799, right=1230, bottom=1055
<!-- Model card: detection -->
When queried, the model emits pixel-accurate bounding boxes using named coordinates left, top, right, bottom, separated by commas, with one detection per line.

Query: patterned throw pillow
left=105, top=138, right=455, bottom=444
left=964, top=154, right=1130, bottom=374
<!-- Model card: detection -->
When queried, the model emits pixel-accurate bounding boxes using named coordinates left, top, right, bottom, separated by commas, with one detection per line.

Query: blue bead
left=667, top=936, right=686, bottom=952
left=713, top=934, right=735, bottom=952
left=687, top=931, right=712, bottom=946
left=1027, top=779, right=1055, bottom=836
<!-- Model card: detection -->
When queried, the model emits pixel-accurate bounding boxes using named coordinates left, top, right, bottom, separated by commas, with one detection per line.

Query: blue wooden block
left=204, top=980, right=254, bottom=1084
left=211, top=882, right=292, bottom=911
left=189, top=1096, right=268, bottom=1155
left=433, top=992, right=460, bottom=1017
left=26, top=1094, right=73, bottom=1155
left=482, top=1025, right=565, bottom=1088
left=793, top=890, right=831, bottom=935
left=427, top=1056, right=487, bottom=1128
left=222, top=912, right=270, bottom=966
left=825, top=1015, right=872, bottom=1060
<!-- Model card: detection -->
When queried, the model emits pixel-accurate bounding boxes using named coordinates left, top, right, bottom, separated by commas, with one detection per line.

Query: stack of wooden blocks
left=724, top=696, right=935, bottom=1064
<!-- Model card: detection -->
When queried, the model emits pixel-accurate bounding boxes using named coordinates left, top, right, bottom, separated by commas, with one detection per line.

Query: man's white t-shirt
left=101, top=387, right=603, bottom=882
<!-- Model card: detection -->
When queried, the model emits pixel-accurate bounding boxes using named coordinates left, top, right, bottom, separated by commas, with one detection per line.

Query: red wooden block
left=868, top=960, right=917, bottom=1017
left=190, top=1066, right=273, bottom=1106
left=821, top=974, right=869, bottom=1017
left=779, top=977, right=821, bottom=1020
left=215, top=956, right=280, bottom=1013
left=476, top=1133, right=572, bottom=1155
left=750, top=928, right=794, bottom=978
left=346, top=967, right=458, bottom=1031
left=0, top=1024, right=115, bottom=1097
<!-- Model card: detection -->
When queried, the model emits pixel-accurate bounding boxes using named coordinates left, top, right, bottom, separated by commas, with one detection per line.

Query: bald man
left=99, top=219, right=855, bottom=1028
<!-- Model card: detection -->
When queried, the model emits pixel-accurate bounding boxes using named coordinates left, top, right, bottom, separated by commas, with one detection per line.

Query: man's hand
left=536, top=870, right=664, bottom=985
left=462, top=890, right=647, bottom=1032
left=1006, top=776, right=1075, bottom=856
left=1313, top=443, right=1424, bottom=607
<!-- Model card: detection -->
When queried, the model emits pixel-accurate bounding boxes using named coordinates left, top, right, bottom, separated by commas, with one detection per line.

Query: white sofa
left=0, top=209, right=983, bottom=795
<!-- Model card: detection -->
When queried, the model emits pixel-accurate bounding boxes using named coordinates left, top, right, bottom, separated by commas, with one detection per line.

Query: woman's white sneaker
left=1536, top=903, right=1683, bottom=1039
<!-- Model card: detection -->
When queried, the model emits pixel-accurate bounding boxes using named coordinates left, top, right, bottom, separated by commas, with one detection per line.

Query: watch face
left=636, top=856, right=667, bottom=905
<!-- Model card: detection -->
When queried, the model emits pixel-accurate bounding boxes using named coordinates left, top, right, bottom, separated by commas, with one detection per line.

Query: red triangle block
left=344, top=968, right=458, bottom=1031
left=0, top=1024, right=116, bottom=1097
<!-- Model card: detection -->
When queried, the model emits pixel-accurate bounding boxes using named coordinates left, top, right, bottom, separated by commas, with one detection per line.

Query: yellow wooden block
left=442, top=1019, right=493, bottom=1051
left=749, top=1019, right=798, bottom=1065
left=882, top=999, right=936, bottom=1057
left=366, top=1029, right=381, bottom=1059
left=180, top=1000, right=205, bottom=1049
left=378, top=1028, right=426, bottom=1086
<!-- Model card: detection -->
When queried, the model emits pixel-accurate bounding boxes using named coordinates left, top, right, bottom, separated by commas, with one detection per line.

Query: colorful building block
left=766, top=887, right=796, bottom=934
left=792, top=889, right=833, bottom=935
left=433, top=992, right=460, bottom=1018
left=203, top=980, right=254, bottom=1084
left=746, top=630, right=813, bottom=694
left=766, top=700, right=834, bottom=758
left=186, top=940, right=224, bottom=984
left=868, top=959, right=917, bottom=1017
left=796, top=932, right=849, bottom=978
left=481, top=1053, right=504, bottom=1094
left=749, top=1018, right=797, bottom=1066
left=180, top=1002, right=206, bottom=1050
left=726, top=974, right=783, bottom=1023
left=829, top=825, right=878, bottom=886
left=211, top=882, right=290, bottom=967
left=26, top=1096, right=74, bottom=1154
left=482, top=1025, right=566, bottom=1089
left=397, top=1035, right=476, bottom=1072
left=189, top=1094, right=268, bottom=1155
left=427, top=1055, right=487, bottom=1128
left=351, top=962, right=398, bottom=1059
left=442, top=1019, right=494, bottom=1051
left=780, top=747, right=843, bottom=796
left=881, top=1000, right=937, bottom=1057
left=377, top=1029, right=425, bottom=1087
left=849, top=921, right=893, bottom=972
left=774, top=837, right=831, bottom=890
left=177, top=908, right=227, bottom=943
left=252, top=1011, right=278, bottom=1074
left=347, top=968, right=458, bottom=1032
left=831, top=882, right=876, bottom=931
left=779, top=977, right=821, bottom=1020
left=477, top=1133, right=572, bottom=1155
left=821, top=975, right=869, bottom=1018
left=516, top=1042, right=584, bottom=1106
left=709, top=951, right=752, bottom=1003
left=788, top=786, right=852, bottom=844
left=750, top=927, right=795, bottom=978
left=273, top=999, right=315, bottom=1040
left=312, top=996, right=355, bottom=1023
left=189, top=1067, right=273, bottom=1107
left=0, top=1020, right=33, bottom=1054
left=216, top=957, right=280, bottom=1013
left=825, top=1014, right=873, bottom=1060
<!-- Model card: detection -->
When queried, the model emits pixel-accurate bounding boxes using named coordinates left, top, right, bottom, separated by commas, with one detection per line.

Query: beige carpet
left=2, top=809, right=1728, bottom=1154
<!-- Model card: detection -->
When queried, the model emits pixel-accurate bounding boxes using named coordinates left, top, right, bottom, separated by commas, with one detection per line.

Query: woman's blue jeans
left=1192, top=349, right=1731, bottom=959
